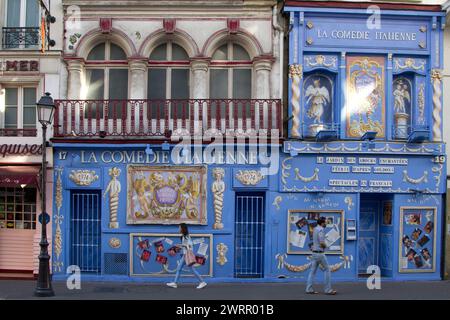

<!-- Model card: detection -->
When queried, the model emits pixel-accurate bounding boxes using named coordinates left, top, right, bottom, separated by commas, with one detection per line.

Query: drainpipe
left=272, top=4, right=284, bottom=102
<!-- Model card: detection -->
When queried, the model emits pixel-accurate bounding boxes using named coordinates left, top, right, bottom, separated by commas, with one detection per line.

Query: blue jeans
left=306, top=253, right=332, bottom=293
left=173, top=255, right=204, bottom=283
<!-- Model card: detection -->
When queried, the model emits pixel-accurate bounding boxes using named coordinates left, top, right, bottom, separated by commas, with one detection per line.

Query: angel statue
left=393, top=81, right=410, bottom=114
left=305, top=79, right=330, bottom=123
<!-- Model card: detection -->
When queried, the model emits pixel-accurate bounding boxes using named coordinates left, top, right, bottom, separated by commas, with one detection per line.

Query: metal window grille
left=70, top=191, right=101, bottom=274
left=104, top=253, right=128, bottom=275
left=234, top=193, right=265, bottom=278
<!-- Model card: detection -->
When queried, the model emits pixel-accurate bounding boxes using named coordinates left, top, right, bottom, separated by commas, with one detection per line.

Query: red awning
left=0, top=166, right=40, bottom=187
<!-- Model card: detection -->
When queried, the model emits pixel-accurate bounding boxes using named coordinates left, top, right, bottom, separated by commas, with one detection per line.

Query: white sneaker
left=166, top=282, right=177, bottom=288
left=196, top=282, right=207, bottom=289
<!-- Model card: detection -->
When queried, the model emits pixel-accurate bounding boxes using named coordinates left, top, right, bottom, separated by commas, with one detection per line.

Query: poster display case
left=287, top=210, right=344, bottom=255
left=130, top=233, right=213, bottom=277
left=399, top=207, right=437, bottom=273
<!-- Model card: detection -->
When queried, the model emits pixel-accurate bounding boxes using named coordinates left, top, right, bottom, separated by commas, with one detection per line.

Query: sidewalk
left=0, top=280, right=449, bottom=300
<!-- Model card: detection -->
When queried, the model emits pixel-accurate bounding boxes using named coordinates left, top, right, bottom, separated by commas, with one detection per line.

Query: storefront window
left=0, top=187, right=37, bottom=230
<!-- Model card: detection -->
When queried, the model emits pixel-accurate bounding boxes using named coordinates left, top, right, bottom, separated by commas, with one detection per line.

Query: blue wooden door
left=358, top=200, right=379, bottom=274
left=379, top=201, right=393, bottom=277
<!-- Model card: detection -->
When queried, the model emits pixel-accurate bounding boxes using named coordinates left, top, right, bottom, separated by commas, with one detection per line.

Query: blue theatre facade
left=50, top=2, right=447, bottom=283
left=279, top=2, right=446, bottom=281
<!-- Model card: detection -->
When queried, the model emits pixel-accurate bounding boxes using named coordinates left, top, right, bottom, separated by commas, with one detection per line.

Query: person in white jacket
left=167, top=223, right=207, bottom=289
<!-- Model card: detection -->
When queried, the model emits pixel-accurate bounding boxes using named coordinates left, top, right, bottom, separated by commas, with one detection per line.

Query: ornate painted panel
left=393, top=58, right=426, bottom=75
left=127, top=165, right=207, bottom=225
left=346, top=56, right=386, bottom=138
left=414, top=76, right=427, bottom=127
left=399, top=207, right=436, bottom=273
left=130, top=233, right=212, bottom=277
left=287, top=209, right=344, bottom=255
left=303, top=54, right=338, bottom=72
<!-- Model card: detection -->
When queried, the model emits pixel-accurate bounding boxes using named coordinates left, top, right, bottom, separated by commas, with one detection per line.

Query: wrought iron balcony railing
left=53, top=99, right=282, bottom=139
left=2, top=27, right=40, bottom=49
left=0, top=128, right=37, bottom=137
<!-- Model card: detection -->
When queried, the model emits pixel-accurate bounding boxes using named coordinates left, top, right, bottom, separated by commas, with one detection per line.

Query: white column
left=129, top=59, right=147, bottom=99
left=191, top=59, right=209, bottom=99
left=191, top=59, right=209, bottom=135
left=66, top=59, right=84, bottom=133
left=253, top=58, right=273, bottom=131
left=253, top=58, right=272, bottom=99
left=66, top=59, right=84, bottom=100
left=128, top=59, right=148, bottom=132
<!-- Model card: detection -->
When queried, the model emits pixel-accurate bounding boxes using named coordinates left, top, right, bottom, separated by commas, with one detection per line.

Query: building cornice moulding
left=0, top=51, right=62, bottom=58
left=62, top=0, right=277, bottom=5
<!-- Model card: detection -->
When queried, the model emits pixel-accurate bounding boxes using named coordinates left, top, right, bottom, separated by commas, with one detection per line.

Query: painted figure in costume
left=305, top=79, right=330, bottom=123
left=393, top=81, right=410, bottom=114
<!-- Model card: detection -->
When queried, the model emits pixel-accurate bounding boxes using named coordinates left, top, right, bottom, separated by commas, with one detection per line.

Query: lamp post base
left=34, top=287, right=55, bottom=297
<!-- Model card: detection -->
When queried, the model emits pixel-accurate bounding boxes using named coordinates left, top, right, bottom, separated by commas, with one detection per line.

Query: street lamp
left=34, top=92, right=55, bottom=297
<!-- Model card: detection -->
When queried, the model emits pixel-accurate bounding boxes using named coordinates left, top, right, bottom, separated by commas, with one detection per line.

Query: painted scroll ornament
left=69, top=170, right=99, bottom=186
left=53, top=167, right=64, bottom=272
left=394, top=58, right=425, bottom=72
left=109, top=238, right=121, bottom=249
left=276, top=254, right=311, bottom=272
left=344, top=197, right=354, bottom=210
left=276, top=254, right=352, bottom=273
left=216, top=243, right=228, bottom=266
left=272, top=196, right=282, bottom=210
left=305, top=55, right=337, bottom=69
left=212, top=168, right=225, bottom=230
left=294, top=167, right=319, bottom=183
left=403, top=170, right=428, bottom=184
left=236, top=170, right=264, bottom=186
left=417, top=83, right=425, bottom=125
left=104, top=167, right=121, bottom=229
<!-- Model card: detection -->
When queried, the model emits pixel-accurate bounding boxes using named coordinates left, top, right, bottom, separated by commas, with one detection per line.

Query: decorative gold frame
left=287, top=209, right=345, bottom=255
left=126, top=165, right=207, bottom=225
left=129, top=233, right=213, bottom=277
left=346, top=56, right=386, bottom=138
left=398, top=207, right=437, bottom=273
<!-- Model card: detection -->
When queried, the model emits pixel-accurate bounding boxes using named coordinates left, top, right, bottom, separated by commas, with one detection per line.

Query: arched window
left=148, top=42, right=190, bottom=100
left=85, top=41, right=128, bottom=117
left=209, top=43, right=252, bottom=99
